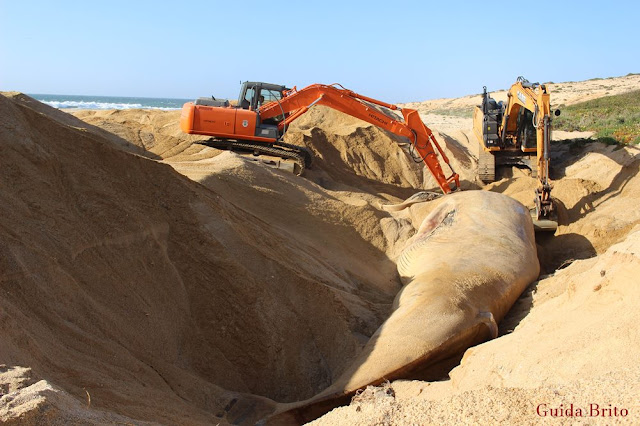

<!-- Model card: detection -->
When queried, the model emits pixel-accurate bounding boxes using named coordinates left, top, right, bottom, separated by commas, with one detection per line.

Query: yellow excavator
left=472, top=76, right=560, bottom=231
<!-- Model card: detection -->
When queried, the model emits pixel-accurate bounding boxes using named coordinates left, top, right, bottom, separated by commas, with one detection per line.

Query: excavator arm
left=501, top=77, right=552, bottom=185
left=259, top=83, right=460, bottom=194
left=500, top=77, right=555, bottom=220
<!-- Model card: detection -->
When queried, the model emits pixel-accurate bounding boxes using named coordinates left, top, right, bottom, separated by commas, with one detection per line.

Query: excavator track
left=478, top=147, right=496, bottom=182
left=197, top=139, right=312, bottom=176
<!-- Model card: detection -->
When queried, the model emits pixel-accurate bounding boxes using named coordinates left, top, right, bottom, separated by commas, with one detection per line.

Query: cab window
left=257, top=88, right=286, bottom=123
left=240, top=87, right=255, bottom=109
left=259, top=89, right=282, bottom=105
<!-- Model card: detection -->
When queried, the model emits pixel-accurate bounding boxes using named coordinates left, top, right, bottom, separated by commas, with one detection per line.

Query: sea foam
left=41, top=100, right=177, bottom=110
left=30, top=94, right=191, bottom=110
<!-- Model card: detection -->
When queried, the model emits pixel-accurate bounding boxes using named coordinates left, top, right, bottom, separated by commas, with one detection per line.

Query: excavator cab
left=237, top=82, right=289, bottom=111
left=517, top=108, right=537, bottom=150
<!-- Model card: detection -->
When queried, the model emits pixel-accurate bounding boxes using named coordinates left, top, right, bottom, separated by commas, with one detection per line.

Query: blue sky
left=1, top=0, right=638, bottom=102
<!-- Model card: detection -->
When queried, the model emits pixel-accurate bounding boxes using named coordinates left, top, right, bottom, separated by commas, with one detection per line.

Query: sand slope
left=2, top=74, right=640, bottom=425
left=0, top=92, right=415, bottom=424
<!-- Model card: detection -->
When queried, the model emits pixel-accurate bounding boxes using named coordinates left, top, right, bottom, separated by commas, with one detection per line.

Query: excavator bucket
left=532, top=187, right=558, bottom=233
left=531, top=214, right=558, bottom=232
left=530, top=205, right=558, bottom=233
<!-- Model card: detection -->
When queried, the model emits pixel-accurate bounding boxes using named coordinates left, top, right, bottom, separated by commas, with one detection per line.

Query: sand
left=1, top=73, right=639, bottom=424
left=0, top=92, right=407, bottom=424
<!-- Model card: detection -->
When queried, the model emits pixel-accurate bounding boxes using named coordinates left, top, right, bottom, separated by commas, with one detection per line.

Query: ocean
left=30, top=94, right=192, bottom=110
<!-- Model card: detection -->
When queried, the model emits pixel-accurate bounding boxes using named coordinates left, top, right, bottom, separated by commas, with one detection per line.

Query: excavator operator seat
left=486, top=97, right=500, bottom=112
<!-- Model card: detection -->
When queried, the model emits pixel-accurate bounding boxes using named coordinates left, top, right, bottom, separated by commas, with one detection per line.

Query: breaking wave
left=30, top=94, right=192, bottom=111
left=41, top=100, right=178, bottom=110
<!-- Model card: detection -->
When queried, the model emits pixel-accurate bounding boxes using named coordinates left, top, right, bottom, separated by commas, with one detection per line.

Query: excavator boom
left=259, top=84, right=459, bottom=193
left=501, top=77, right=552, bottom=185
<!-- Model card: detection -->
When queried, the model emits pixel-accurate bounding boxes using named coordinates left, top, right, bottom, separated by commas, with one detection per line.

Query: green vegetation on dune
left=430, top=108, right=473, bottom=118
left=554, top=90, right=640, bottom=144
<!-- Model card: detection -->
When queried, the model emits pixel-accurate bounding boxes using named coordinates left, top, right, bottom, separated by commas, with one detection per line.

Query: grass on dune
left=554, top=90, right=640, bottom=144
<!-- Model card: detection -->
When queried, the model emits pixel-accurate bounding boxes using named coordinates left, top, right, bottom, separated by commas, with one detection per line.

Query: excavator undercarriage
left=197, top=138, right=313, bottom=175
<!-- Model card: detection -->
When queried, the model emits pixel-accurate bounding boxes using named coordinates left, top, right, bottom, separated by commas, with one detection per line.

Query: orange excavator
left=180, top=81, right=460, bottom=194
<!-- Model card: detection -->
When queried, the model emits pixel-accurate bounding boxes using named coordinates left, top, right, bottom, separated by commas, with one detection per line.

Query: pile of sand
left=73, top=105, right=476, bottom=199
left=0, top=92, right=415, bottom=424
left=71, top=108, right=213, bottom=162
left=2, top=74, right=639, bottom=425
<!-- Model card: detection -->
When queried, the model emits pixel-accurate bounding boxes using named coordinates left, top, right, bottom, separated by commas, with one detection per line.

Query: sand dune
left=2, top=74, right=639, bottom=424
